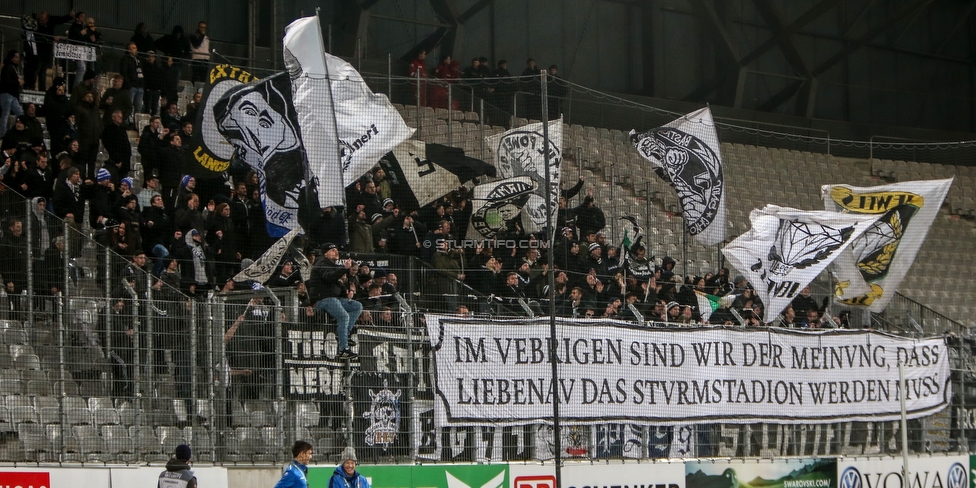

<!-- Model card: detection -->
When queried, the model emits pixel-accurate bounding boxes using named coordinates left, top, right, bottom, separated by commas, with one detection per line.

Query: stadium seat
left=157, top=425, right=187, bottom=453
left=187, top=426, right=213, bottom=452
left=102, top=425, right=137, bottom=462
left=130, top=426, right=162, bottom=455
left=244, top=400, right=274, bottom=427
left=296, top=402, right=319, bottom=428
left=20, top=425, right=49, bottom=460
left=0, top=378, right=21, bottom=395
left=3, top=330, right=28, bottom=346
left=26, top=379, right=53, bottom=396
left=56, top=380, right=80, bottom=397
left=63, top=396, right=91, bottom=426
left=14, top=354, right=40, bottom=371
left=72, top=425, right=107, bottom=460
left=10, top=405, right=38, bottom=424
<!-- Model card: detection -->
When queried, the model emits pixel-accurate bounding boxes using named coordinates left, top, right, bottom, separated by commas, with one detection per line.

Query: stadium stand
left=0, top=20, right=970, bottom=465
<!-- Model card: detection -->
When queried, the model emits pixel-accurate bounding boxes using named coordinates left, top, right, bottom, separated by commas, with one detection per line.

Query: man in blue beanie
left=158, top=444, right=196, bottom=488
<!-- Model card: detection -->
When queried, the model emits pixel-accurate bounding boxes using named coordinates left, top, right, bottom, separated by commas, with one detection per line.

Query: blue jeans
left=315, top=297, right=363, bottom=351
left=73, top=59, right=87, bottom=86
left=130, top=87, right=144, bottom=114
left=151, top=244, right=169, bottom=277
left=0, top=93, right=23, bottom=139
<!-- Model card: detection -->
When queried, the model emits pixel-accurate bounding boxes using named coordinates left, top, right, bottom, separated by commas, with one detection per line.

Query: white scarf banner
left=721, top=205, right=879, bottom=319
left=425, top=315, right=949, bottom=427
left=485, top=119, right=563, bottom=239
left=283, top=16, right=414, bottom=210
left=630, top=107, right=726, bottom=246
left=822, top=178, right=952, bottom=312
left=233, top=228, right=302, bottom=284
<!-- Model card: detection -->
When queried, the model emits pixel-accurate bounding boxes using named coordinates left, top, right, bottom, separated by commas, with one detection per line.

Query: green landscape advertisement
left=308, top=464, right=508, bottom=488
left=686, top=458, right=836, bottom=488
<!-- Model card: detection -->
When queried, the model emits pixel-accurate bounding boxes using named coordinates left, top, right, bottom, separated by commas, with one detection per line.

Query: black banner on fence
left=353, top=372, right=412, bottom=460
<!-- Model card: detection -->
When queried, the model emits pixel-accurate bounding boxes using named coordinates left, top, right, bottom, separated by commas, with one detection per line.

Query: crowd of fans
left=0, top=11, right=857, bottom=334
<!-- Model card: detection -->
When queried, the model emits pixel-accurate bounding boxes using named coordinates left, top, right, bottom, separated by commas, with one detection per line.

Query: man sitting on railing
left=307, top=243, right=362, bottom=361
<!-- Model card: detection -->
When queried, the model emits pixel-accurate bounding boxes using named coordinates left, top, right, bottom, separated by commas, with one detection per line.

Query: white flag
left=721, top=205, right=878, bottom=320
left=283, top=16, right=414, bottom=209
left=822, top=178, right=952, bottom=312
left=630, top=107, right=726, bottom=246
left=485, top=118, right=563, bottom=238
left=233, top=228, right=302, bottom=284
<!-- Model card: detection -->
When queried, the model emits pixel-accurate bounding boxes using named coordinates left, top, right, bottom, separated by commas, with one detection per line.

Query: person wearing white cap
left=329, top=447, right=370, bottom=488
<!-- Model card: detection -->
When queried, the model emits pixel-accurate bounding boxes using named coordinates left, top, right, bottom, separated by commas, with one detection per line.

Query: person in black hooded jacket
left=43, top=78, right=72, bottom=154
left=154, top=26, right=190, bottom=81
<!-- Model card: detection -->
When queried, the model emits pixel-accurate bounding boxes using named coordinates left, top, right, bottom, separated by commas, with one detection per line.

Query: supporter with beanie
left=329, top=447, right=370, bottom=488
left=158, top=444, right=196, bottom=488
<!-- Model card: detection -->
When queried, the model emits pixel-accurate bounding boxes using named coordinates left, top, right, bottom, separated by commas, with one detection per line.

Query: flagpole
left=316, top=15, right=350, bottom=246
left=541, top=69, right=562, bottom=488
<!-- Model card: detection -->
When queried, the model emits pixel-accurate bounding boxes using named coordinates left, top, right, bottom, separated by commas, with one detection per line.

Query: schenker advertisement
left=425, top=316, right=950, bottom=427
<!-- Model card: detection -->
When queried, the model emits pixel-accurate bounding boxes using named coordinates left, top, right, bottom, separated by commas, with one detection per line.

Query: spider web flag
left=630, top=107, right=726, bottom=246
left=721, top=205, right=879, bottom=320
left=485, top=118, right=563, bottom=239
left=822, top=178, right=952, bottom=312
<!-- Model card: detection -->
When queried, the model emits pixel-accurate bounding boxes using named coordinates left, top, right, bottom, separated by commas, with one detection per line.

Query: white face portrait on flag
left=822, top=178, right=952, bottom=312
left=214, top=73, right=309, bottom=237
left=721, top=205, right=879, bottom=320
left=630, top=107, right=726, bottom=246
left=485, top=119, right=563, bottom=238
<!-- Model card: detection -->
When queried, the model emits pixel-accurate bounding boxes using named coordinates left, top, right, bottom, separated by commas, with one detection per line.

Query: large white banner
left=484, top=119, right=563, bottom=239
left=722, top=205, right=879, bottom=319
left=630, top=108, right=726, bottom=246
left=425, top=316, right=949, bottom=427
left=822, top=178, right=952, bottom=312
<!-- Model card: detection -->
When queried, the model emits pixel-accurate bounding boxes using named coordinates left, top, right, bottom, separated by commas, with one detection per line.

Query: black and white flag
left=283, top=16, right=414, bottom=209
left=193, top=63, right=259, bottom=177
left=232, top=228, right=310, bottom=284
left=211, top=16, right=413, bottom=237
left=485, top=119, right=563, bottom=239
left=822, top=178, right=951, bottom=312
left=215, top=73, right=313, bottom=237
left=465, top=176, right=538, bottom=240
left=380, top=141, right=495, bottom=210
left=630, top=107, right=726, bottom=246
left=721, top=205, right=878, bottom=320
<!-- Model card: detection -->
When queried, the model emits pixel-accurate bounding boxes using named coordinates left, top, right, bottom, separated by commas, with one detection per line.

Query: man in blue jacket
left=330, top=447, right=370, bottom=488
left=275, top=440, right=313, bottom=488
